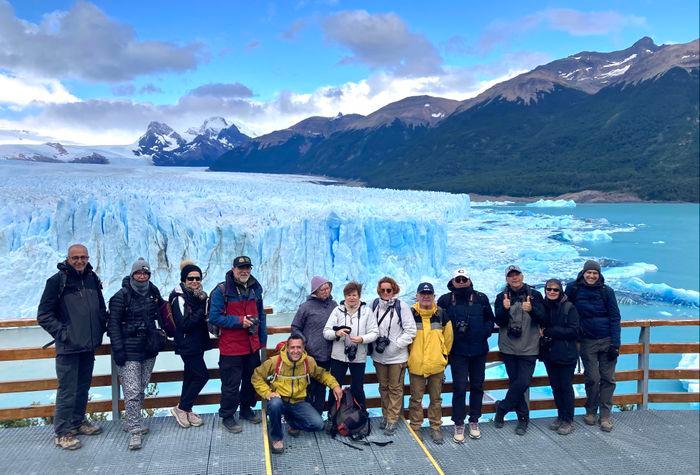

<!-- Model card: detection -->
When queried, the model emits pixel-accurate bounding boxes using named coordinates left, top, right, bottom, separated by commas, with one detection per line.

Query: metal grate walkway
left=0, top=410, right=697, bottom=474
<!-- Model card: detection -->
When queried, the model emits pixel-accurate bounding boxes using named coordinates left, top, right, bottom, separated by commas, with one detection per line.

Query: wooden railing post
left=110, top=356, right=120, bottom=421
left=637, top=326, right=650, bottom=410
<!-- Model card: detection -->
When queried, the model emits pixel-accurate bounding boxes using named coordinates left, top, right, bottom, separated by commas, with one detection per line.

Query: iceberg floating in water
left=622, top=277, right=700, bottom=307
left=676, top=353, right=699, bottom=397
left=526, top=199, right=576, bottom=208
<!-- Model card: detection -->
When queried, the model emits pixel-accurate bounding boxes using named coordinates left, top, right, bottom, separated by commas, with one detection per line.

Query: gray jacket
left=497, top=302, right=541, bottom=356
left=291, top=295, right=338, bottom=362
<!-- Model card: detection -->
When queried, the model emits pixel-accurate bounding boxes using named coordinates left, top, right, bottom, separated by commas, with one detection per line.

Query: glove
left=607, top=345, right=620, bottom=361
left=112, top=350, right=127, bottom=367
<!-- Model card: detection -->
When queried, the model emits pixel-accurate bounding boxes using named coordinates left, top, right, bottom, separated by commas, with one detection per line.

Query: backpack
left=327, top=388, right=370, bottom=440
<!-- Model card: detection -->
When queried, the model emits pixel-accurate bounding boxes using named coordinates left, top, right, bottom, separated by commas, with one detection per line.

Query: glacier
left=0, top=160, right=693, bottom=318
left=526, top=199, right=576, bottom=208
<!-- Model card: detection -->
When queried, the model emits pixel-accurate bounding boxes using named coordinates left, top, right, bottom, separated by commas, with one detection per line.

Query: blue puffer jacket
left=564, top=271, right=621, bottom=347
left=437, top=281, right=495, bottom=357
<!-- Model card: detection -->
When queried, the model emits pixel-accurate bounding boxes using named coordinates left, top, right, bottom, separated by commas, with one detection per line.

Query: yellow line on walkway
left=261, top=405, right=273, bottom=475
left=403, top=419, right=445, bottom=475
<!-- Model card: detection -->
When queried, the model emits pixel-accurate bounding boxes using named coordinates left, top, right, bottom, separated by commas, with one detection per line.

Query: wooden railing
left=0, top=317, right=698, bottom=422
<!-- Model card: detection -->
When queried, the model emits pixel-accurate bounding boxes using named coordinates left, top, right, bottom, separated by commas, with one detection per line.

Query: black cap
left=416, top=282, right=434, bottom=294
left=233, top=255, right=253, bottom=268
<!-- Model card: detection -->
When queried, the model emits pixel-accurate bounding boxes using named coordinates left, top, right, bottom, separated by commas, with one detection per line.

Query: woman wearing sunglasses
left=170, top=260, right=211, bottom=429
left=540, top=278, right=580, bottom=435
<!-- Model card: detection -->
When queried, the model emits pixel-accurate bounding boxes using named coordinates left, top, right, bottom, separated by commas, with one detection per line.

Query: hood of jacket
left=57, top=261, right=95, bottom=277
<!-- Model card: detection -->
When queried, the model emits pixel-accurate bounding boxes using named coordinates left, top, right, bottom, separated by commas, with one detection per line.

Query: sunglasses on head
left=454, top=277, right=469, bottom=283
left=545, top=287, right=561, bottom=293
left=379, top=288, right=394, bottom=294
left=186, top=276, right=202, bottom=282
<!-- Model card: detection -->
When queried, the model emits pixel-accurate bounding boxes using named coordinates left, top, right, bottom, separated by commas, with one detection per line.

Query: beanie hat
left=583, top=260, right=601, bottom=273
left=131, top=257, right=151, bottom=276
left=180, top=259, right=202, bottom=282
left=310, top=276, right=331, bottom=295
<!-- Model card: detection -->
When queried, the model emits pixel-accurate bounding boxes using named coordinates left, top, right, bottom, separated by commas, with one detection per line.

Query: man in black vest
left=38, top=244, right=107, bottom=450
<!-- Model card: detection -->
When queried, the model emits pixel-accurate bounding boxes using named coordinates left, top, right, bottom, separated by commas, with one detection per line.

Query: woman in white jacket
left=323, top=281, right=378, bottom=410
left=371, top=277, right=417, bottom=435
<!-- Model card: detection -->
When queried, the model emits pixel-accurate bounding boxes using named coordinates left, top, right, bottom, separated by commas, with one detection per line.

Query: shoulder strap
left=58, top=272, right=67, bottom=298
left=217, top=283, right=227, bottom=305
left=372, top=298, right=379, bottom=311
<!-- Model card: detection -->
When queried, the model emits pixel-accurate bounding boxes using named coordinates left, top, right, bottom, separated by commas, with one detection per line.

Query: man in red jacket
left=209, top=256, right=267, bottom=433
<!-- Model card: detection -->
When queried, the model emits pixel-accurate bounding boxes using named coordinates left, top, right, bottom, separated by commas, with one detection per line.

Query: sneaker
left=55, top=435, right=81, bottom=450
left=287, top=426, right=300, bottom=437
left=600, top=418, right=614, bottom=432
left=240, top=410, right=262, bottom=424
left=548, top=418, right=563, bottom=431
left=188, top=411, right=204, bottom=427
left=468, top=422, right=481, bottom=440
left=121, top=424, right=149, bottom=435
left=379, top=417, right=387, bottom=430
left=515, top=419, right=528, bottom=436
left=171, top=406, right=191, bottom=428
left=452, top=425, right=465, bottom=443
left=222, top=416, right=243, bottom=433
left=494, top=401, right=505, bottom=429
left=128, top=433, right=142, bottom=450
left=383, top=422, right=397, bottom=436
left=271, top=439, right=284, bottom=454
left=557, top=421, right=574, bottom=435
left=583, top=413, right=598, bottom=426
left=430, top=429, right=444, bottom=445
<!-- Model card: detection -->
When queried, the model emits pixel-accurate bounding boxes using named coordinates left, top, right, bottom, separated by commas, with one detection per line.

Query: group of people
left=38, top=244, right=621, bottom=455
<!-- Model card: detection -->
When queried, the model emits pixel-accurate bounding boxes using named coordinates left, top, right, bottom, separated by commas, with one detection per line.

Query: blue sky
left=0, top=0, right=697, bottom=144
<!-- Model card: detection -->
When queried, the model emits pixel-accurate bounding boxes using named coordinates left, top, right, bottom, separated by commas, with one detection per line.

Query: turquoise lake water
left=1, top=203, right=698, bottom=418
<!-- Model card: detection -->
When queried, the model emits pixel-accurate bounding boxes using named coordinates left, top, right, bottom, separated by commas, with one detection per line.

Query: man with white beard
left=209, top=256, right=267, bottom=433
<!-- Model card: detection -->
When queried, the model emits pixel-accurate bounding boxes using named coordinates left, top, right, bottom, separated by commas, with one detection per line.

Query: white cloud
left=0, top=73, right=78, bottom=106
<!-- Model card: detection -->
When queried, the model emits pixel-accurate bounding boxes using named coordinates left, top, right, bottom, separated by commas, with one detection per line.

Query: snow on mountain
left=133, top=121, right=186, bottom=156
left=0, top=142, right=149, bottom=165
left=0, top=161, right=687, bottom=318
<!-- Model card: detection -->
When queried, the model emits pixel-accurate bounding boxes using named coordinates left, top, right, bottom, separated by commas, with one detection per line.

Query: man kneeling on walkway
left=253, top=334, right=342, bottom=454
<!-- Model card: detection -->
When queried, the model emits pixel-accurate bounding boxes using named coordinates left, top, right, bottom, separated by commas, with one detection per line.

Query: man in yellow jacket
left=252, top=334, right=342, bottom=453
left=407, top=282, right=454, bottom=444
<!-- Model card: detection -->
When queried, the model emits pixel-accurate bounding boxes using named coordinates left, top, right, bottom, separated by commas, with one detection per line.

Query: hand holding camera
left=244, top=316, right=259, bottom=335
left=333, top=325, right=351, bottom=338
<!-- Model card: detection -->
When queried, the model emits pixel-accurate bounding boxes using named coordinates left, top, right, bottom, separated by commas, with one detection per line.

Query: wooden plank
left=649, top=369, right=700, bottom=380
left=620, top=343, right=643, bottom=354
left=0, top=319, right=37, bottom=328
left=648, top=392, right=700, bottom=403
left=621, top=319, right=699, bottom=328
left=650, top=342, right=700, bottom=354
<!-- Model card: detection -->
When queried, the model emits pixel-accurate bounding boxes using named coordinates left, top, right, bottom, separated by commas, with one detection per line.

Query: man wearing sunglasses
left=437, top=269, right=495, bottom=442
left=38, top=244, right=107, bottom=450
left=209, top=255, right=267, bottom=433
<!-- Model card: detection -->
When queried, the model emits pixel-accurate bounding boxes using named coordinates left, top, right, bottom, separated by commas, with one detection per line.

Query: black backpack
left=328, top=388, right=370, bottom=439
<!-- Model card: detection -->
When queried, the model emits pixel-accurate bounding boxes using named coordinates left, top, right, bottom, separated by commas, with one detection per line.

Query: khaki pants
left=375, top=362, right=406, bottom=424
left=408, top=371, right=444, bottom=430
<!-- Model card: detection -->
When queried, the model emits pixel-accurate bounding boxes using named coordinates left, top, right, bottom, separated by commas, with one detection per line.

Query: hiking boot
left=468, top=422, right=481, bottom=440
left=188, top=411, right=204, bottom=427
left=515, top=419, right=528, bottom=436
left=121, top=424, right=149, bottom=435
left=600, top=418, right=614, bottom=432
left=128, top=433, right=142, bottom=450
left=171, top=406, right=191, bottom=428
left=549, top=418, right=563, bottom=431
left=240, top=410, right=262, bottom=424
left=583, top=413, right=598, bottom=426
left=494, top=401, right=505, bottom=429
left=452, top=424, right=465, bottom=443
left=383, top=422, right=397, bottom=436
left=222, top=416, right=242, bottom=433
left=557, top=421, right=574, bottom=435
left=55, top=435, right=81, bottom=450
left=379, top=417, right=387, bottom=430
left=287, top=426, right=300, bottom=437
left=68, top=421, right=102, bottom=437
left=271, top=440, right=284, bottom=454
left=430, top=429, right=444, bottom=445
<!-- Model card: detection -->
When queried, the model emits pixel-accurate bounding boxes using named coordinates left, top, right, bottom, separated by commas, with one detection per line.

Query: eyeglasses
left=379, top=288, right=394, bottom=294
left=69, top=256, right=89, bottom=261
left=454, top=277, right=469, bottom=283
left=545, top=287, right=561, bottom=293
left=134, top=270, right=151, bottom=276
left=186, top=276, right=202, bottom=282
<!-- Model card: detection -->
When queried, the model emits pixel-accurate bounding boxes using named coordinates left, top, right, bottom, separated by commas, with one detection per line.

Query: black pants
left=179, top=353, right=210, bottom=412
left=450, top=353, right=487, bottom=424
left=219, top=352, right=260, bottom=419
left=328, top=359, right=367, bottom=409
left=544, top=361, right=576, bottom=422
left=500, top=354, right=537, bottom=420
left=307, top=359, right=331, bottom=414
left=54, top=351, right=95, bottom=436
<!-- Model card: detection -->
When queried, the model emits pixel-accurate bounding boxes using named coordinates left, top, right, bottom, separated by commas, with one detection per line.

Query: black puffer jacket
left=438, top=280, right=495, bottom=357
left=37, top=262, right=107, bottom=355
left=169, top=283, right=210, bottom=356
left=108, top=276, right=164, bottom=364
left=565, top=272, right=620, bottom=347
left=540, top=295, right=580, bottom=365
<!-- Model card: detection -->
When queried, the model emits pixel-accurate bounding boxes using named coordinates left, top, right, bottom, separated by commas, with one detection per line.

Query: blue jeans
left=267, top=397, right=324, bottom=441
